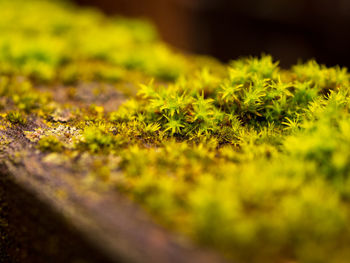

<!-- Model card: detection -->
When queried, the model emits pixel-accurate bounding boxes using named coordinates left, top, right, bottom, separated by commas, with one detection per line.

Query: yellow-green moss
left=37, top=135, right=64, bottom=153
left=1, top=1, right=350, bottom=263
left=6, top=111, right=27, bottom=125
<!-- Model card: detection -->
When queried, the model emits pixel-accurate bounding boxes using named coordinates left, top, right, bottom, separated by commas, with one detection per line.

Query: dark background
left=73, top=0, right=350, bottom=68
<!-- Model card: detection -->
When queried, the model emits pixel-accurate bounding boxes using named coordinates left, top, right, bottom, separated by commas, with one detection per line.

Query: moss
left=37, top=135, right=64, bottom=153
left=6, top=111, right=27, bottom=125
left=77, top=124, right=124, bottom=154
left=1, top=0, right=350, bottom=262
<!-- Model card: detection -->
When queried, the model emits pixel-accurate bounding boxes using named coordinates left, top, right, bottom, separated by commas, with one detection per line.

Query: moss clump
left=0, top=0, right=189, bottom=83
left=1, top=1, right=350, bottom=263
left=6, top=111, right=26, bottom=125
left=37, top=135, right=64, bottom=153
left=78, top=124, right=124, bottom=153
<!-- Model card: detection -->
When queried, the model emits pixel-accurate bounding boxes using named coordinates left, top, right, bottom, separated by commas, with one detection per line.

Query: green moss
left=1, top=0, right=350, bottom=262
left=37, top=135, right=64, bottom=153
left=6, top=111, right=26, bottom=125
left=77, top=124, right=124, bottom=153
left=0, top=0, right=188, bottom=83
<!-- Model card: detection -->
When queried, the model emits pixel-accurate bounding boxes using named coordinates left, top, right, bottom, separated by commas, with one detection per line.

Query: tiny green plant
left=37, top=135, right=64, bottom=153
left=78, top=124, right=123, bottom=153
left=6, top=111, right=27, bottom=125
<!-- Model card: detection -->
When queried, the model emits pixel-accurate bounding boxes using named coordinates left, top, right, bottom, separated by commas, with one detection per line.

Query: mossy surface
left=1, top=1, right=350, bottom=262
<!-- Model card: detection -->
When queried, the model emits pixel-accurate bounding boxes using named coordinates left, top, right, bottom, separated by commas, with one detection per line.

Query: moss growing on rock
left=38, top=135, right=64, bottom=153
left=1, top=1, right=350, bottom=263
left=6, top=111, right=27, bottom=125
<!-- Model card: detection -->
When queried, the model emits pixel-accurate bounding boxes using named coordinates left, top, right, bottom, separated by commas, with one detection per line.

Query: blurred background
left=73, top=0, right=350, bottom=68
